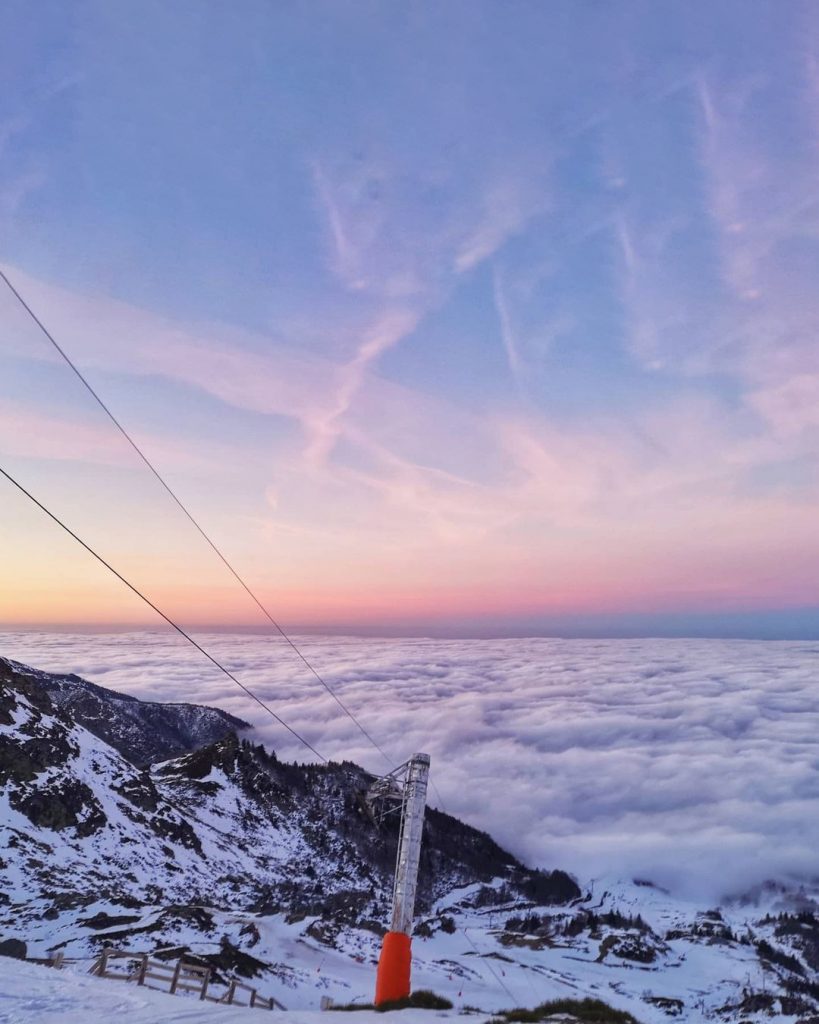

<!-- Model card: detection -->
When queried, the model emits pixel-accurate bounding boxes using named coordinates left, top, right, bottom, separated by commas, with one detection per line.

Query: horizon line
left=1, top=610, right=818, bottom=642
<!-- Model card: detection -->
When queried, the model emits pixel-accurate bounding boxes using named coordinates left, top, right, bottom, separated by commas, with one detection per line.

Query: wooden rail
left=84, top=948, right=285, bottom=1010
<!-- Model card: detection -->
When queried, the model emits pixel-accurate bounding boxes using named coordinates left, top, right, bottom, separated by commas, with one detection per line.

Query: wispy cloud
left=0, top=403, right=133, bottom=466
left=306, top=157, right=551, bottom=465
left=4, top=260, right=818, bottom=626
left=491, top=265, right=524, bottom=388
left=303, top=307, right=422, bottom=466
left=454, top=177, right=549, bottom=274
left=311, top=160, right=367, bottom=291
left=695, top=67, right=819, bottom=418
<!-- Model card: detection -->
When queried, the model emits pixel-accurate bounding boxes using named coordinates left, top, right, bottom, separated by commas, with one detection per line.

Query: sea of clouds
left=2, top=631, right=817, bottom=900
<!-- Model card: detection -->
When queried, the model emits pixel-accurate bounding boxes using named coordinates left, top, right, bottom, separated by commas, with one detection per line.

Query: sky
left=4, top=631, right=817, bottom=897
left=1, top=1, right=819, bottom=635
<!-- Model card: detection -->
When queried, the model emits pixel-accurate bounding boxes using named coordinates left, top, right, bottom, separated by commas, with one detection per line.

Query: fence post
left=226, top=979, right=237, bottom=1004
left=99, top=949, right=110, bottom=978
left=250, top=988, right=257, bottom=1007
left=200, top=968, right=210, bottom=1001
left=137, top=954, right=148, bottom=986
left=170, top=959, right=183, bottom=994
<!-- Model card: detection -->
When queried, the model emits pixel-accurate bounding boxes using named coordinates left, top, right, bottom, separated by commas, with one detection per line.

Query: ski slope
left=0, top=957, right=464, bottom=1024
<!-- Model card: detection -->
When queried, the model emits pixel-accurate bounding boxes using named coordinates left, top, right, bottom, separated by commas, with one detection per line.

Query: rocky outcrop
left=0, top=938, right=27, bottom=960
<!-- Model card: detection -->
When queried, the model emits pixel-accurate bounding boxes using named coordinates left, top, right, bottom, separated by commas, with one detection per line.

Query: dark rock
left=0, top=937, right=27, bottom=959
left=645, top=995, right=684, bottom=1015
left=513, top=867, right=582, bottom=905
left=114, top=772, right=160, bottom=812
left=77, top=912, right=143, bottom=930
left=0, top=726, right=76, bottom=785
left=204, top=936, right=268, bottom=979
left=148, top=813, right=203, bottom=854
left=11, top=779, right=107, bottom=835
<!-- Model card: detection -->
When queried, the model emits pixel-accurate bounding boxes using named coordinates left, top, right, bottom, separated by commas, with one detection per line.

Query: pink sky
left=1, top=4, right=818, bottom=635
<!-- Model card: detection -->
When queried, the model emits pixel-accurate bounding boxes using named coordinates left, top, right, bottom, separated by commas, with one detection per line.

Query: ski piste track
left=0, top=957, right=423, bottom=1024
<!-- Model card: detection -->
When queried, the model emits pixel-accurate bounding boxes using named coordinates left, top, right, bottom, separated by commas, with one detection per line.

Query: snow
left=7, top=869, right=802, bottom=1024
left=0, top=957, right=464, bottom=1024
left=4, top=655, right=818, bottom=1023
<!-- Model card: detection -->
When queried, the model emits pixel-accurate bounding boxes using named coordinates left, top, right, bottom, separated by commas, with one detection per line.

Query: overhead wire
left=0, top=463, right=327, bottom=763
left=424, top=787, right=517, bottom=1002
left=0, top=267, right=392, bottom=769
left=3, top=277, right=529, bottom=1008
left=459, top=924, right=518, bottom=1004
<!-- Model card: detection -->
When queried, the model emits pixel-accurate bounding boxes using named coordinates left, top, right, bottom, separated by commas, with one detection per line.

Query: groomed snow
left=0, top=957, right=482, bottom=1024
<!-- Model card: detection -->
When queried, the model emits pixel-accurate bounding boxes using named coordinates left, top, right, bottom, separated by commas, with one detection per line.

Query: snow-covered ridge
left=0, top=655, right=250, bottom=765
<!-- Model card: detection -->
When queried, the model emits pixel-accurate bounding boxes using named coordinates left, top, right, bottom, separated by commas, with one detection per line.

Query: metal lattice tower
left=368, top=752, right=431, bottom=1004
left=390, top=753, right=430, bottom=935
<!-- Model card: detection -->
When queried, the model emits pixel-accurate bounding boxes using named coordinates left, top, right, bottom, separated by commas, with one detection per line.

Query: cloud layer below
left=3, top=631, right=816, bottom=900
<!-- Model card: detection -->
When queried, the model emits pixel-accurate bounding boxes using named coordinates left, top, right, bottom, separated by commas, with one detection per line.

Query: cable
left=428, top=778, right=449, bottom=814
left=0, top=268, right=528, bottom=997
left=459, top=925, right=517, bottom=1004
left=0, top=464, right=327, bottom=763
left=1, top=454, right=514, bottom=1003
left=0, top=267, right=392, bottom=769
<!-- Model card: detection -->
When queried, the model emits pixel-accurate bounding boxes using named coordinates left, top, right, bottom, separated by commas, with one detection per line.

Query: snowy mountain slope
left=0, top=663, right=575, bottom=958
left=4, top=879, right=819, bottom=1023
left=452, top=875, right=819, bottom=1023
left=0, top=656, right=249, bottom=766
left=2, top=659, right=818, bottom=1023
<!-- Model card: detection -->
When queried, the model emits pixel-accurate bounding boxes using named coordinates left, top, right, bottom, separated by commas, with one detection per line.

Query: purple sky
left=1, top=2, right=818, bottom=636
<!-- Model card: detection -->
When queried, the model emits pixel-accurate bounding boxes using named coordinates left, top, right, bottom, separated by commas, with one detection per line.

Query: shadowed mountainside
left=0, top=655, right=250, bottom=765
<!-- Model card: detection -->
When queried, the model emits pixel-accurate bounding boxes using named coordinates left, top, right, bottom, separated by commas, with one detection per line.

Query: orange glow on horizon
left=3, top=566, right=817, bottom=631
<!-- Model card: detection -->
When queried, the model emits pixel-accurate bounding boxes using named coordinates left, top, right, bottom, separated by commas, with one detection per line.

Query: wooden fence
left=85, top=947, right=285, bottom=1010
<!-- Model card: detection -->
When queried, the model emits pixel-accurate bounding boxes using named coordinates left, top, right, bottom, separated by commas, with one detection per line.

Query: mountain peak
left=0, top=655, right=250, bottom=765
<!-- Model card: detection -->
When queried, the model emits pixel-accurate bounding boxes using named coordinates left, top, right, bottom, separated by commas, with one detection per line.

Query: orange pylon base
left=374, top=931, right=412, bottom=1005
